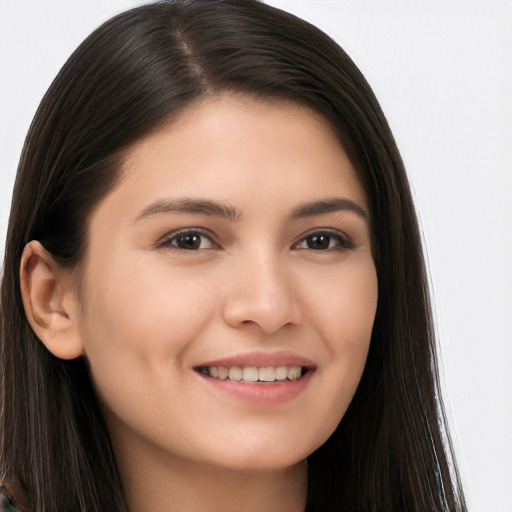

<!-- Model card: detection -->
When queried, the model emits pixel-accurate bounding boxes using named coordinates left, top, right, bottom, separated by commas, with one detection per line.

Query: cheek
left=304, top=259, right=377, bottom=426
left=307, top=259, right=378, bottom=352
left=77, top=257, right=219, bottom=399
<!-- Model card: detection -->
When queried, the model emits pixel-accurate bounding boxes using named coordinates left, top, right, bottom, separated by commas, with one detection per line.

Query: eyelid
left=291, top=228, right=354, bottom=250
left=155, top=227, right=353, bottom=251
left=155, top=227, right=220, bottom=250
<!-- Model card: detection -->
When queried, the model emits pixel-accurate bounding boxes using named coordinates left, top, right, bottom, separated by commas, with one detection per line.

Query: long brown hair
left=1, top=1, right=466, bottom=510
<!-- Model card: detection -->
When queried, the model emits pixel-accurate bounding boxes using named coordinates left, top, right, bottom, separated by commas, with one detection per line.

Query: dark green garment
left=0, top=484, right=24, bottom=512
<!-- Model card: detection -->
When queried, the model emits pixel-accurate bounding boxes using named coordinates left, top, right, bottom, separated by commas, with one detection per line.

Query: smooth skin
left=21, top=95, right=378, bottom=512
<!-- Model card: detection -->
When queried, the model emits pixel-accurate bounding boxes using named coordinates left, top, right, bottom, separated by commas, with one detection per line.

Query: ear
left=20, top=241, right=84, bottom=360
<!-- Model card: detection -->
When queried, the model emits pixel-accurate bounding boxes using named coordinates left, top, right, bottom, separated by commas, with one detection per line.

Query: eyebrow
left=133, top=196, right=368, bottom=224
left=290, top=197, right=368, bottom=220
left=133, top=198, right=242, bottom=223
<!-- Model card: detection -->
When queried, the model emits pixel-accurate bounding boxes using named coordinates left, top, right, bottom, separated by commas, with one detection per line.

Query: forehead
left=116, top=94, right=366, bottom=208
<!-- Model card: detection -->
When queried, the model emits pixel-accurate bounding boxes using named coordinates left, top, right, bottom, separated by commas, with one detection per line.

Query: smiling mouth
left=195, top=365, right=308, bottom=383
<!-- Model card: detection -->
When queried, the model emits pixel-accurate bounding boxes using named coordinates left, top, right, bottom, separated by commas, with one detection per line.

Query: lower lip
left=197, top=371, right=314, bottom=405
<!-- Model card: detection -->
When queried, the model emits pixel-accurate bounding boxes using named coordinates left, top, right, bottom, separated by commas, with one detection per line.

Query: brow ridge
left=290, top=197, right=368, bottom=219
left=134, top=196, right=368, bottom=224
left=133, top=197, right=242, bottom=223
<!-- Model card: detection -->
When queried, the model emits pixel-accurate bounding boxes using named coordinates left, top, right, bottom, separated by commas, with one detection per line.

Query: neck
left=112, top=432, right=308, bottom=512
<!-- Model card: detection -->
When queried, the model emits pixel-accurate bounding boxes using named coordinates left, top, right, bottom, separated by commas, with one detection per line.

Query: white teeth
left=203, top=365, right=304, bottom=382
left=242, top=366, right=259, bottom=382
left=228, top=366, right=243, bottom=381
left=217, top=367, right=228, bottom=380
left=275, top=366, right=287, bottom=381
left=259, top=367, right=275, bottom=382
left=287, top=366, right=302, bottom=380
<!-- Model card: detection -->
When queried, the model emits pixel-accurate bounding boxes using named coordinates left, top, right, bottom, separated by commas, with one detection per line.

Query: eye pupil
left=178, top=234, right=201, bottom=249
left=307, top=235, right=330, bottom=250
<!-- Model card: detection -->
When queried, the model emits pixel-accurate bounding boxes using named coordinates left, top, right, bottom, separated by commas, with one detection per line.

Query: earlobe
left=20, top=241, right=84, bottom=360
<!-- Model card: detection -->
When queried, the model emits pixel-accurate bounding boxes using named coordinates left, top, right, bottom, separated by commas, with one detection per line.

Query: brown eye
left=293, top=230, right=354, bottom=251
left=159, top=230, right=217, bottom=251
left=176, top=234, right=202, bottom=250
left=306, top=235, right=331, bottom=250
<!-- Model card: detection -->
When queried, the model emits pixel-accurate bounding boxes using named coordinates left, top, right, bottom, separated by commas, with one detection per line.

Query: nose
left=221, top=251, right=303, bottom=334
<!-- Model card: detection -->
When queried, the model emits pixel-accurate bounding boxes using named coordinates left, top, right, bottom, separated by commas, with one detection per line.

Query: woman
left=0, top=0, right=466, bottom=510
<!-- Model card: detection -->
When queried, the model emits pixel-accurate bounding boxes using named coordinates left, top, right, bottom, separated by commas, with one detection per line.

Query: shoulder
left=0, top=483, right=26, bottom=512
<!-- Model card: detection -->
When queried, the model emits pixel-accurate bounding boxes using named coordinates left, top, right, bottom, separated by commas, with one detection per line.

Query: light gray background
left=1, top=1, right=511, bottom=510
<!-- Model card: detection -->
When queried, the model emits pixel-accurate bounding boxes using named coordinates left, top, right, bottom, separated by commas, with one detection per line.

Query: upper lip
left=196, top=350, right=316, bottom=369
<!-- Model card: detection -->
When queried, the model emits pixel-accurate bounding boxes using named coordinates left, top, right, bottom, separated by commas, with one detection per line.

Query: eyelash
left=156, top=229, right=219, bottom=251
left=292, top=229, right=354, bottom=251
left=156, top=228, right=354, bottom=252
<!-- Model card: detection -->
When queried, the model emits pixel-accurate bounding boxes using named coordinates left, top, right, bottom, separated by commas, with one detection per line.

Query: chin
left=197, top=438, right=318, bottom=473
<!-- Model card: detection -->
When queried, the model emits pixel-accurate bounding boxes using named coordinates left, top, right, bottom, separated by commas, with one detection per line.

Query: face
left=75, top=95, right=378, bottom=473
